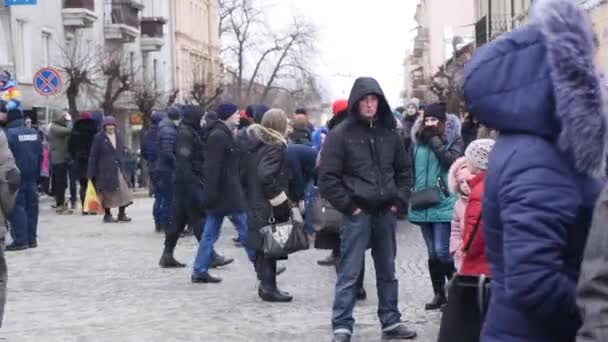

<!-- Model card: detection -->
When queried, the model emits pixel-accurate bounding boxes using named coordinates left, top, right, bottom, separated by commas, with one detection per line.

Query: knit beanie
left=103, top=116, right=117, bottom=128
left=167, top=105, right=182, bottom=121
left=331, top=99, right=348, bottom=116
left=465, top=139, right=495, bottom=171
left=423, top=102, right=447, bottom=122
left=217, top=103, right=239, bottom=121
left=6, top=108, right=23, bottom=123
left=80, top=112, right=93, bottom=120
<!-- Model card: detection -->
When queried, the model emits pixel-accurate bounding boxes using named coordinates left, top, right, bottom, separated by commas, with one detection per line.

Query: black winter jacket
left=319, top=77, right=413, bottom=214
left=157, top=118, right=178, bottom=174
left=242, top=124, right=289, bottom=252
left=202, top=119, right=246, bottom=215
left=68, top=118, right=97, bottom=179
left=174, top=110, right=204, bottom=190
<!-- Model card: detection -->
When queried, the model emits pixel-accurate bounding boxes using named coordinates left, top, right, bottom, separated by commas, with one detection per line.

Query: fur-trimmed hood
left=411, top=113, right=462, bottom=145
left=448, top=156, right=473, bottom=197
left=463, top=0, right=608, bottom=177
left=246, top=123, right=287, bottom=148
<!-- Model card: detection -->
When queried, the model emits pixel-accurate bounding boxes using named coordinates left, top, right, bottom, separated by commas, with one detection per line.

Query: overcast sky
left=266, top=0, right=417, bottom=108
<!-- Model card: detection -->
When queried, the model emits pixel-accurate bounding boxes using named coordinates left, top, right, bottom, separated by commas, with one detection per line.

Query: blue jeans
left=192, top=211, right=255, bottom=275
left=303, top=181, right=318, bottom=235
left=153, top=172, right=174, bottom=226
left=419, top=222, right=452, bottom=263
left=332, top=210, right=401, bottom=335
left=8, top=181, right=39, bottom=246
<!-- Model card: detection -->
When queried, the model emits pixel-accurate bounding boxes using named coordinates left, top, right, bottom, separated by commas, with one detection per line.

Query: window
left=42, top=31, right=51, bottom=66
left=14, top=19, right=32, bottom=82
left=129, top=51, right=135, bottom=79
left=153, top=58, right=158, bottom=91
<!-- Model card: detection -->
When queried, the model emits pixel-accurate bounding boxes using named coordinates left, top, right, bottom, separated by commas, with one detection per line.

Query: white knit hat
left=465, top=139, right=495, bottom=171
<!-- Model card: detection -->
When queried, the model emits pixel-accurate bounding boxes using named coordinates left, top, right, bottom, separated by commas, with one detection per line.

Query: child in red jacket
left=460, top=139, right=495, bottom=276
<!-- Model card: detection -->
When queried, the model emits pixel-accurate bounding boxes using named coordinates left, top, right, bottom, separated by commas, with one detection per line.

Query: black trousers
left=78, top=178, right=87, bottom=207
left=163, top=184, right=204, bottom=254
left=51, top=163, right=68, bottom=206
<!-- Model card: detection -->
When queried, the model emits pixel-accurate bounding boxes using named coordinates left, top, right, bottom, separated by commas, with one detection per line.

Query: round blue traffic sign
left=33, top=67, right=62, bottom=96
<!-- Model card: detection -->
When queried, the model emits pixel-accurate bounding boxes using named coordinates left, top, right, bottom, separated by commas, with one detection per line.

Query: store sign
left=4, top=0, right=37, bottom=5
left=129, top=112, right=144, bottom=126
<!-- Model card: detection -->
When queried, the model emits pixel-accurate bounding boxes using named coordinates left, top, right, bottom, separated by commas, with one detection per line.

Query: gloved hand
left=419, top=126, right=440, bottom=144
left=272, top=200, right=291, bottom=223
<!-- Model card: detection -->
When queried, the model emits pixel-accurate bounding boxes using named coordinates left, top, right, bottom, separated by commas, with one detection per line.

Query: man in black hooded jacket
left=158, top=105, right=231, bottom=268
left=319, top=77, right=416, bottom=342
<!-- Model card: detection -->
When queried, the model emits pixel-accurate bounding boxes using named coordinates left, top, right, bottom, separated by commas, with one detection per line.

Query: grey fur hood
left=463, top=0, right=608, bottom=177
left=411, top=113, right=462, bottom=145
left=246, top=124, right=287, bottom=147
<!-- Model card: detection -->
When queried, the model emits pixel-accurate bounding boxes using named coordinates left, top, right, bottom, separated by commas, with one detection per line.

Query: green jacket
left=408, top=114, right=464, bottom=223
left=48, top=112, right=72, bottom=165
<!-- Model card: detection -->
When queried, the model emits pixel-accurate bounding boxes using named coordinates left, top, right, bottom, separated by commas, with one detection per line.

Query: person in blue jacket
left=463, top=0, right=607, bottom=341
left=3, top=108, right=42, bottom=251
left=141, top=110, right=166, bottom=232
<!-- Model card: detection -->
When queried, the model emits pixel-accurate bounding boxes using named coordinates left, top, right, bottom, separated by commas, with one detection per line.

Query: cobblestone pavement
left=1, top=198, right=440, bottom=342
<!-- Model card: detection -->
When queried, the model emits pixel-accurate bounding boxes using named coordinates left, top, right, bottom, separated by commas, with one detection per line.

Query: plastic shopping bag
left=83, top=180, right=102, bottom=214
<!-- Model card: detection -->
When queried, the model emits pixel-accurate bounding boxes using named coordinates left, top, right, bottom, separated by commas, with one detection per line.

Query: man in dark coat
left=319, top=77, right=415, bottom=341
left=3, top=109, right=42, bottom=251
left=463, top=1, right=605, bottom=341
left=191, top=103, right=255, bottom=284
left=158, top=106, right=231, bottom=268
left=141, top=110, right=165, bottom=231
left=68, top=112, right=98, bottom=213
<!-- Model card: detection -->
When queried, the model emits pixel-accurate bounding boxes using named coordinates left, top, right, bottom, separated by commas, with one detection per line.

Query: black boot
left=425, top=259, right=447, bottom=310
left=155, top=223, right=162, bottom=232
left=158, top=252, right=186, bottom=268
left=210, top=252, right=234, bottom=268
left=258, top=258, right=292, bottom=302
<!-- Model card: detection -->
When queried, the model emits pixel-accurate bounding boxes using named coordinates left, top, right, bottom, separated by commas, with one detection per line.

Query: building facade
left=408, top=0, right=475, bottom=104
left=173, top=0, right=221, bottom=104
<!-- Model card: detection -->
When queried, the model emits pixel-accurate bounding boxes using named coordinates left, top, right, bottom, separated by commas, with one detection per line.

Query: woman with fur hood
left=448, top=156, right=474, bottom=271
left=242, top=108, right=293, bottom=303
left=409, top=102, right=464, bottom=310
left=463, top=0, right=606, bottom=340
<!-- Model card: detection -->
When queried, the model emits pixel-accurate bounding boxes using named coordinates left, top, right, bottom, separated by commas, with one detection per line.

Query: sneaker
left=381, top=323, right=417, bottom=340
left=332, top=332, right=351, bottom=342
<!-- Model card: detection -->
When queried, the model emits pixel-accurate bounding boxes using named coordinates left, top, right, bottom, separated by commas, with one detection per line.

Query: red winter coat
left=460, top=172, right=490, bottom=276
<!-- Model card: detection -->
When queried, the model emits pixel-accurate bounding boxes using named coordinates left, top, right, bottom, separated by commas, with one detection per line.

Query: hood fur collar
left=532, top=0, right=608, bottom=177
left=411, top=113, right=462, bottom=145
left=247, top=124, right=287, bottom=146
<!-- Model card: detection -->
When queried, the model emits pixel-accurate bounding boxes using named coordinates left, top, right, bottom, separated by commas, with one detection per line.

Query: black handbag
left=261, top=208, right=309, bottom=258
left=410, top=187, right=441, bottom=210
left=310, top=196, right=342, bottom=234
left=437, top=217, right=491, bottom=342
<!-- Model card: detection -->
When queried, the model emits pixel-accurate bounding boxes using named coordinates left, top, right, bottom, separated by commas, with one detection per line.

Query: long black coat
left=87, top=132, right=126, bottom=192
left=242, top=125, right=289, bottom=252
left=68, top=118, right=97, bottom=180
left=202, top=119, right=246, bottom=215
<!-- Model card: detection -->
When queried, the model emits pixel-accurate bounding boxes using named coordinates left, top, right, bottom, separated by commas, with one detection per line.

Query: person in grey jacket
left=577, top=184, right=608, bottom=342
left=0, top=127, right=20, bottom=327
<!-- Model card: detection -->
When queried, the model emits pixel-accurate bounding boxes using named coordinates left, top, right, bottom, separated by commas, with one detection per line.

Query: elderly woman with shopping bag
left=87, top=116, right=133, bottom=223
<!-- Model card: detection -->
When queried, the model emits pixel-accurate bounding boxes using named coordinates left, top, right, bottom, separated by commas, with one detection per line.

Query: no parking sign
left=33, top=67, right=62, bottom=96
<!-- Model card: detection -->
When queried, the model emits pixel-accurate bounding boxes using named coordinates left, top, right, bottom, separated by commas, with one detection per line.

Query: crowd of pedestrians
left=3, top=1, right=608, bottom=341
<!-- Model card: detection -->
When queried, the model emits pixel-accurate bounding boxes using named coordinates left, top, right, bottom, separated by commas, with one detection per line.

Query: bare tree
left=58, top=32, right=100, bottom=114
left=99, top=49, right=132, bottom=116
left=166, top=89, right=179, bottom=107
left=132, top=81, right=165, bottom=129
left=218, top=0, right=318, bottom=106
left=191, top=81, right=223, bottom=110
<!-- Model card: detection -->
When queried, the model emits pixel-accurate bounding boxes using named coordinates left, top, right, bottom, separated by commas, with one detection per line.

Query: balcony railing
left=141, top=17, right=165, bottom=38
left=106, top=0, right=140, bottom=29
left=63, top=0, right=95, bottom=11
